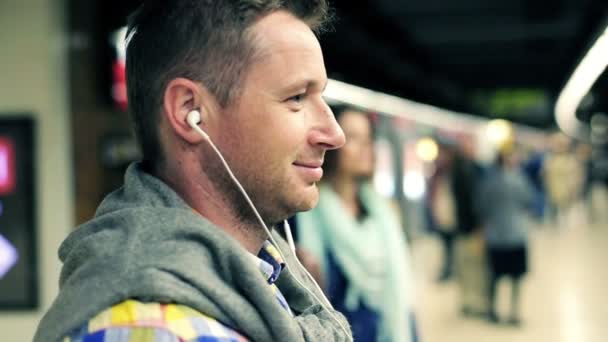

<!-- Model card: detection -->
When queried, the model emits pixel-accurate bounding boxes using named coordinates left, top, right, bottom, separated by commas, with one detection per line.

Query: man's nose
left=309, top=104, right=345, bottom=150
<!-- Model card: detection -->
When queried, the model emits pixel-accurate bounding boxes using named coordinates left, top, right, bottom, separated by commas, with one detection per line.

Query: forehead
left=244, top=11, right=325, bottom=86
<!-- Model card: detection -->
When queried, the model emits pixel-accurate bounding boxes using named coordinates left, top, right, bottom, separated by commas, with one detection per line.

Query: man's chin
left=294, top=184, right=320, bottom=212
left=268, top=199, right=318, bottom=227
left=278, top=183, right=319, bottom=219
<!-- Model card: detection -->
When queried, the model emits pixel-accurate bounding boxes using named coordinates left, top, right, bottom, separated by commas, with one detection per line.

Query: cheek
left=233, top=104, right=310, bottom=172
left=243, top=128, right=302, bottom=180
left=273, top=116, right=310, bottom=155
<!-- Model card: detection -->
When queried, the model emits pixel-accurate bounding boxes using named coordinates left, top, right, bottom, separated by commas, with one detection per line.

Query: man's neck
left=155, top=165, right=267, bottom=254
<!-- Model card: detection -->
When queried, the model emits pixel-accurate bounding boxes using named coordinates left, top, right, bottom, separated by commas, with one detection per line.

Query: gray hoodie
left=34, top=163, right=352, bottom=342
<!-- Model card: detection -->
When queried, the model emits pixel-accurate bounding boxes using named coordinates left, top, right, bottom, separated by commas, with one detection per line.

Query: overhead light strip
left=324, top=78, right=545, bottom=140
left=555, top=25, right=608, bottom=139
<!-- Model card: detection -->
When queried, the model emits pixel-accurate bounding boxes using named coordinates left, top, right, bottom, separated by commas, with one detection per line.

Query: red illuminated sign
left=112, top=60, right=128, bottom=111
left=0, top=138, right=15, bottom=195
left=112, top=27, right=128, bottom=112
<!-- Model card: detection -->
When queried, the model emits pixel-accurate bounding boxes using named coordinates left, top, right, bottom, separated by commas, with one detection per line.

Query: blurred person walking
left=477, top=149, right=534, bottom=325
left=588, top=146, right=608, bottom=224
left=543, top=133, right=584, bottom=227
left=522, top=148, right=548, bottom=222
left=296, top=106, right=418, bottom=342
left=427, top=142, right=457, bottom=283
left=451, top=144, right=489, bottom=318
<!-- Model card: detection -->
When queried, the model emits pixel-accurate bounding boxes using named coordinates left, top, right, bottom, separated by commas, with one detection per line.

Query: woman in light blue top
left=296, top=106, right=417, bottom=342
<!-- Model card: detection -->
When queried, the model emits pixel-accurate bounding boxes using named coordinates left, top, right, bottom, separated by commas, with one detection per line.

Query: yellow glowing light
left=486, top=119, right=513, bottom=147
left=416, top=138, right=439, bottom=162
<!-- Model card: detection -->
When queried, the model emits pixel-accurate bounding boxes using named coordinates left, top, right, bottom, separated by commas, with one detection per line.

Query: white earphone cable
left=188, top=116, right=350, bottom=337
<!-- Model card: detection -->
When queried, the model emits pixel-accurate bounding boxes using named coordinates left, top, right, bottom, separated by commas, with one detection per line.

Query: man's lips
left=293, top=161, right=324, bottom=181
left=293, top=161, right=323, bottom=168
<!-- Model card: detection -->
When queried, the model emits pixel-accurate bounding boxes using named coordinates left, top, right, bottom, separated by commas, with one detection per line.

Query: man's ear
left=162, top=77, right=215, bottom=144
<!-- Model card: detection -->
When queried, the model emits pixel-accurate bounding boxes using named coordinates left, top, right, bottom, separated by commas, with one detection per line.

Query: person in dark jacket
left=451, top=143, right=489, bottom=318
left=427, top=141, right=457, bottom=282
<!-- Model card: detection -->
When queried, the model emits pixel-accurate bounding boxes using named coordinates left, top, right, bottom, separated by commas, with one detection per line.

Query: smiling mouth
left=292, top=161, right=323, bottom=168
left=293, top=161, right=324, bottom=181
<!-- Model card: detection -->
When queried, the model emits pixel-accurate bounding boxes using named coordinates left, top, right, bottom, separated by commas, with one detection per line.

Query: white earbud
left=187, top=110, right=209, bottom=141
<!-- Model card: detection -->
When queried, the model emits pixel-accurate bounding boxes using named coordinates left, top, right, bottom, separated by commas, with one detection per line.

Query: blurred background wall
left=0, top=0, right=73, bottom=339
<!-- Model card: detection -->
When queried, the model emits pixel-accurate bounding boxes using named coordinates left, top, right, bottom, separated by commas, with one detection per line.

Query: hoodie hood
left=34, top=163, right=351, bottom=342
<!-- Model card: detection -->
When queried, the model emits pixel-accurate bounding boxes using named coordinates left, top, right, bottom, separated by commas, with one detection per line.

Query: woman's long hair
left=323, top=104, right=375, bottom=180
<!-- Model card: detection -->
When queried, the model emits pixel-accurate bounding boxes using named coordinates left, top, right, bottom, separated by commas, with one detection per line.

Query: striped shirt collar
left=190, top=209, right=285, bottom=284
left=250, top=240, right=285, bottom=284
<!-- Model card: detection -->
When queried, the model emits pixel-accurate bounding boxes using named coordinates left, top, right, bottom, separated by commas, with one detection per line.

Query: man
left=35, top=1, right=350, bottom=341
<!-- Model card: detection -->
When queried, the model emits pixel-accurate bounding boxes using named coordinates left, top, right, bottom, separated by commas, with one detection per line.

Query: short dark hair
left=126, top=0, right=331, bottom=169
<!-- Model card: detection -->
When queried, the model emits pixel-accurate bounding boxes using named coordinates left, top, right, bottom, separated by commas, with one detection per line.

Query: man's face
left=209, top=11, right=345, bottom=224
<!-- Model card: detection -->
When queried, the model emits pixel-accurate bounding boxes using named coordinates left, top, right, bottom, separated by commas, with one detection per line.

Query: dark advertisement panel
left=0, top=117, right=37, bottom=309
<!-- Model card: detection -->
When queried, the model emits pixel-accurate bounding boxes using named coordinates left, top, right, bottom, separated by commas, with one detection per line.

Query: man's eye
left=288, top=94, right=305, bottom=103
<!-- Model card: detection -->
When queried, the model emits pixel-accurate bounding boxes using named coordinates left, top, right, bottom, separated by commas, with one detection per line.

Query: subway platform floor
left=412, top=214, right=608, bottom=342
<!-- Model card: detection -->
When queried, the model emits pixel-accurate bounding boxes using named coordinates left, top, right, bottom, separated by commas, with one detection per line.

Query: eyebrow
left=282, top=78, right=328, bottom=94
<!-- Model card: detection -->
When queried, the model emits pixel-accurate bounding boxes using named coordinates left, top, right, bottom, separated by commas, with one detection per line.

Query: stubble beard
left=205, top=155, right=290, bottom=234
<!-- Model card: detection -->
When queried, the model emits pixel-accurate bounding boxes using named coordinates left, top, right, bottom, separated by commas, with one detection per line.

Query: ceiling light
left=555, top=26, right=608, bottom=140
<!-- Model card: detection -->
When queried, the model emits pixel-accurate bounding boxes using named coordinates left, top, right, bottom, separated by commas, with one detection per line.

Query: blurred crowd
left=288, top=105, right=608, bottom=342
